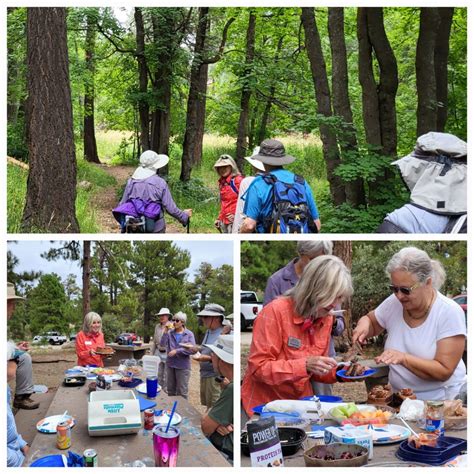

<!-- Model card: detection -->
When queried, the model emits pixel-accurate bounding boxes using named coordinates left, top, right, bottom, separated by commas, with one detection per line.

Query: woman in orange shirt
left=241, top=255, right=354, bottom=417
left=75, top=312, right=107, bottom=367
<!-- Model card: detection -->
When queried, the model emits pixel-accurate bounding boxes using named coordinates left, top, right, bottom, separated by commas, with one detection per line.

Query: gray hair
left=7, top=341, right=16, bottom=361
left=386, top=247, right=446, bottom=290
left=297, top=240, right=333, bottom=258
left=83, top=311, right=102, bottom=333
left=287, top=255, right=353, bottom=318
left=174, top=311, right=187, bottom=324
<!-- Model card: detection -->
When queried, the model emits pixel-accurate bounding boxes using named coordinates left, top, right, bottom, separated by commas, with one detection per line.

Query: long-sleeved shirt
left=120, top=175, right=189, bottom=232
left=218, top=174, right=243, bottom=224
left=75, top=330, right=105, bottom=367
left=241, top=297, right=337, bottom=416
left=160, top=328, right=196, bottom=370
left=7, top=388, right=27, bottom=467
left=151, top=323, right=168, bottom=356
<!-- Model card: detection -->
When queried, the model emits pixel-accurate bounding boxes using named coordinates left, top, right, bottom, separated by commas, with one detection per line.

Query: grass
left=7, top=160, right=116, bottom=233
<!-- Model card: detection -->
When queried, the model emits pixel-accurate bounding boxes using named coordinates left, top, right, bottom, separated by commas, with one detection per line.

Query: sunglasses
left=172, top=319, right=182, bottom=323
left=389, top=282, right=421, bottom=295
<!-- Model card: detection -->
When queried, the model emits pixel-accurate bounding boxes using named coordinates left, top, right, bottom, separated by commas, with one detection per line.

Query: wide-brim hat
left=203, top=334, right=233, bottom=365
left=244, top=155, right=265, bottom=172
left=155, top=307, right=172, bottom=317
left=251, top=139, right=295, bottom=166
left=132, top=151, right=169, bottom=179
left=7, top=282, right=25, bottom=301
left=197, top=303, right=225, bottom=318
left=392, top=132, right=467, bottom=215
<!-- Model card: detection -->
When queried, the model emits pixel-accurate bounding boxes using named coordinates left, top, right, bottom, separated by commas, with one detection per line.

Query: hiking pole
left=187, top=219, right=190, bottom=234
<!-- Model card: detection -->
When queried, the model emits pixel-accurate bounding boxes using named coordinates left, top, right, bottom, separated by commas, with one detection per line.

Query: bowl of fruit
left=329, top=403, right=396, bottom=426
left=304, top=442, right=368, bottom=467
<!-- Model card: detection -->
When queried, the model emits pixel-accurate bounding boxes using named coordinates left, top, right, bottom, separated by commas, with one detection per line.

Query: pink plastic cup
left=153, top=425, right=180, bottom=467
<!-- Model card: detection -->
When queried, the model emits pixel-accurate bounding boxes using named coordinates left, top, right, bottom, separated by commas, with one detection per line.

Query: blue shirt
left=242, top=169, right=319, bottom=233
left=7, top=387, right=27, bottom=467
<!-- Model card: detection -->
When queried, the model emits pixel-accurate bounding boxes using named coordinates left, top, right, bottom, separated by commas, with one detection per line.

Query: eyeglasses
left=389, top=283, right=421, bottom=295
left=172, top=319, right=182, bottom=323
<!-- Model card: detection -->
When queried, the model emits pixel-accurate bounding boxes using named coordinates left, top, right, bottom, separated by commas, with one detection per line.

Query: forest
left=7, top=241, right=233, bottom=343
left=7, top=7, right=467, bottom=233
left=241, top=240, right=467, bottom=330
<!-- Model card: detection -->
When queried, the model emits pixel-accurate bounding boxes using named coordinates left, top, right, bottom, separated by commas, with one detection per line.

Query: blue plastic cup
left=146, top=376, right=158, bottom=398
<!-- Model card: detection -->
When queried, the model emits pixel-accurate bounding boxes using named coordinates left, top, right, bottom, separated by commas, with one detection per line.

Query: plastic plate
left=36, top=415, right=75, bottom=434
left=364, top=424, right=411, bottom=444
left=300, top=395, right=343, bottom=403
left=154, top=410, right=182, bottom=426
left=136, top=382, right=162, bottom=395
left=336, top=368, right=378, bottom=380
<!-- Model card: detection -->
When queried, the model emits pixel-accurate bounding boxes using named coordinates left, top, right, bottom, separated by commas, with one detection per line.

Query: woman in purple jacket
left=116, top=151, right=192, bottom=233
left=160, top=311, right=196, bottom=399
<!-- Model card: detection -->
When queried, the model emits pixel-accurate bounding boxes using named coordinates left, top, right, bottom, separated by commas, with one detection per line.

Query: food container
left=241, top=427, right=307, bottom=457
left=324, top=426, right=373, bottom=459
left=330, top=405, right=396, bottom=426
left=304, top=442, right=369, bottom=467
left=444, top=415, right=467, bottom=431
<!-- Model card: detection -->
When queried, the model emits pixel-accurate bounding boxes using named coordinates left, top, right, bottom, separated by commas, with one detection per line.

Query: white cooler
left=88, top=390, right=141, bottom=436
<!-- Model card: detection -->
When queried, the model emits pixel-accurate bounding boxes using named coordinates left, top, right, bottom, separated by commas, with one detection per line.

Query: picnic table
left=103, top=343, right=152, bottom=367
left=240, top=416, right=466, bottom=467
left=24, top=370, right=229, bottom=467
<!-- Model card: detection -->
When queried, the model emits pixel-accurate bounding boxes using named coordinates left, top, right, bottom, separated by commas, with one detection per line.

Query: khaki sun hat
left=7, top=282, right=25, bottom=300
left=203, top=334, right=234, bottom=365
left=197, top=303, right=226, bottom=318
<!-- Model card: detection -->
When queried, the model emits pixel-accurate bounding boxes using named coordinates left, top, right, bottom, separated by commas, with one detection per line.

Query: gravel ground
left=9, top=344, right=206, bottom=415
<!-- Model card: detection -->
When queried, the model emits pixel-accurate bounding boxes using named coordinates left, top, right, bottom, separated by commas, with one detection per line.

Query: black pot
left=241, top=427, right=307, bottom=457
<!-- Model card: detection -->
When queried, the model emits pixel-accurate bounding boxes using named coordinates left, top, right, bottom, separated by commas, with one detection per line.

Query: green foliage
left=101, top=312, right=127, bottom=343
left=7, top=164, right=27, bottom=233
left=7, top=119, right=28, bottom=159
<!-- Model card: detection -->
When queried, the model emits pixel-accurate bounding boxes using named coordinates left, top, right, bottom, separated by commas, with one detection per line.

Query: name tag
left=288, top=337, right=301, bottom=349
left=85, top=341, right=92, bottom=346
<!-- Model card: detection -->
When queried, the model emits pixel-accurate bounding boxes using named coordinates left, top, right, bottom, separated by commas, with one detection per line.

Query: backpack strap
left=444, top=214, right=467, bottom=233
left=229, top=178, right=239, bottom=195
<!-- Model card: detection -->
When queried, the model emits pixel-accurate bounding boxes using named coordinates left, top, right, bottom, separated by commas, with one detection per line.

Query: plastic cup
left=146, top=376, right=158, bottom=398
left=153, top=426, right=180, bottom=467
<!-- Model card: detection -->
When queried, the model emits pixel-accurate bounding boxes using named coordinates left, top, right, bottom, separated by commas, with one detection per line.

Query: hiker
left=75, top=312, right=107, bottom=367
left=232, top=148, right=266, bottom=233
left=376, top=132, right=467, bottom=234
left=194, top=304, right=226, bottom=410
left=214, top=155, right=243, bottom=233
left=113, top=150, right=192, bottom=233
left=201, top=334, right=234, bottom=461
left=353, top=247, right=467, bottom=400
left=241, top=255, right=354, bottom=417
left=150, top=307, right=173, bottom=392
left=239, top=139, right=321, bottom=233
left=7, top=283, right=39, bottom=410
left=7, top=341, right=30, bottom=466
left=263, top=241, right=343, bottom=396
left=160, top=312, right=196, bottom=399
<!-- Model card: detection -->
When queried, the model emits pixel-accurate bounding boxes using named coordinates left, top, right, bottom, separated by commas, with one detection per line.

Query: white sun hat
left=132, top=150, right=170, bottom=180
left=203, top=334, right=233, bottom=365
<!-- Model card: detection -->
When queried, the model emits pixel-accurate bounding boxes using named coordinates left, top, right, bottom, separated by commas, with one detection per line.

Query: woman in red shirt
left=214, top=155, right=243, bottom=233
left=241, top=255, right=355, bottom=417
left=75, top=312, right=107, bottom=367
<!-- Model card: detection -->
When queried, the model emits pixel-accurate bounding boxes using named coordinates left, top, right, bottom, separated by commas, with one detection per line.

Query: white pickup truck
left=32, top=331, right=68, bottom=345
left=240, top=290, right=263, bottom=331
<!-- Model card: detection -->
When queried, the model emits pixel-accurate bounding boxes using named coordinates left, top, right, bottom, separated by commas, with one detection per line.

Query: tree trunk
left=143, top=281, right=151, bottom=343
left=82, top=241, right=91, bottom=317
left=301, top=7, right=346, bottom=206
left=235, top=11, right=256, bottom=171
left=434, top=7, right=454, bottom=132
left=22, top=8, right=79, bottom=232
left=416, top=8, right=441, bottom=136
left=192, top=63, right=209, bottom=166
left=83, top=10, right=100, bottom=164
left=134, top=7, right=150, bottom=152
left=367, top=8, right=398, bottom=158
left=328, top=8, right=365, bottom=207
left=180, top=7, right=209, bottom=181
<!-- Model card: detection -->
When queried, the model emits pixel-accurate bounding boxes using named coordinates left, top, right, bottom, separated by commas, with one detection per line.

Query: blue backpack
left=262, top=173, right=317, bottom=233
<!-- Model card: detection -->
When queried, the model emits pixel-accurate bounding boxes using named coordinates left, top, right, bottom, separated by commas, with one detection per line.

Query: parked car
left=240, top=291, right=263, bottom=331
left=452, top=294, right=467, bottom=313
left=32, top=331, right=68, bottom=345
left=115, top=332, right=138, bottom=345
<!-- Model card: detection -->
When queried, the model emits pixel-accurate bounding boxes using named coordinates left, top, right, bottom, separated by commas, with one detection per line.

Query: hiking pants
left=16, top=352, right=35, bottom=396
left=166, top=367, right=191, bottom=399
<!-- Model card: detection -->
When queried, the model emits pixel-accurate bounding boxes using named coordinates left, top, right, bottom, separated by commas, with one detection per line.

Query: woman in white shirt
left=353, top=247, right=466, bottom=400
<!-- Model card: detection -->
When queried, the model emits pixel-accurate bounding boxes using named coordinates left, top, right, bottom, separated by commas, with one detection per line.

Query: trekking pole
left=187, top=219, right=190, bottom=234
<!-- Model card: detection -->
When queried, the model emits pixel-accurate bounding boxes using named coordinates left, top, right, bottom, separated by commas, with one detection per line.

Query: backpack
left=262, top=173, right=317, bottom=233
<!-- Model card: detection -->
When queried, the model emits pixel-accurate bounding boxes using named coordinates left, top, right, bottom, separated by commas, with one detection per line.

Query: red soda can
left=144, top=409, right=155, bottom=430
left=56, top=421, right=71, bottom=449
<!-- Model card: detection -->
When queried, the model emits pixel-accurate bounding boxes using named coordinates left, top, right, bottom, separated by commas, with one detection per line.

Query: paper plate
left=136, top=383, right=162, bottom=395
left=30, top=454, right=67, bottom=467
left=154, top=410, right=182, bottom=426
left=336, top=368, right=377, bottom=380
left=36, top=415, right=75, bottom=434
left=364, top=424, right=411, bottom=444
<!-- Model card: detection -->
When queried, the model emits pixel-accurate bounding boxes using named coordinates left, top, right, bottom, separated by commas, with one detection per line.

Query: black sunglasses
left=389, top=282, right=420, bottom=295
left=172, top=319, right=182, bottom=322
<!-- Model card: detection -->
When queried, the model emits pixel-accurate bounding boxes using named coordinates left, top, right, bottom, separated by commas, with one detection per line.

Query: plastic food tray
left=396, top=436, right=467, bottom=466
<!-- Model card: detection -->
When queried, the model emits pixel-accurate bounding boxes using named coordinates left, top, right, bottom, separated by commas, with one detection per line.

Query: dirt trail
left=94, top=164, right=184, bottom=234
